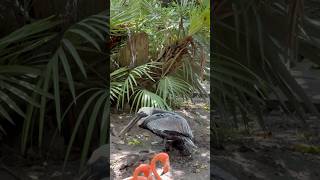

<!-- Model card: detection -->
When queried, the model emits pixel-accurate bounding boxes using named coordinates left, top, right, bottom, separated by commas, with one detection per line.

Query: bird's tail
left=181, top=136, right=198, bottom=150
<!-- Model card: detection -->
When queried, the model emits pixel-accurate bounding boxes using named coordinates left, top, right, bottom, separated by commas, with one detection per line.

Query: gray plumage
left=143, top=112, right=192, bottom=136
left=119, top=107, right=197, bottom=155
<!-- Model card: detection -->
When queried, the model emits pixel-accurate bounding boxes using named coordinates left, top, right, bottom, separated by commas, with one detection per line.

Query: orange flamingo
left=123, top=164, right=153, bottom=180
left=150, top=152, right=171, bottom=180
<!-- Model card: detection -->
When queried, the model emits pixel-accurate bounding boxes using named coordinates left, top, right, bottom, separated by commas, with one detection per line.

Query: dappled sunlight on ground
left=110, top=100, right=210, bottom=180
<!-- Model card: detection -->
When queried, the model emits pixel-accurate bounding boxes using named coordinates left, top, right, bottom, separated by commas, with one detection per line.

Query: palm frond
left=130, top=89, right=170, bottom=112
left=213, top=0, right=320, bottom=133
left=157, top=75, right=193, bottom=105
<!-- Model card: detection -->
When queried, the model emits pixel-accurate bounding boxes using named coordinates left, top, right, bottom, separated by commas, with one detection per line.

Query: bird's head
left=136, top=107, right=162, bottom=116
left=154, top=153, right=170, bottom=176
left=118, top=107, right=167, bottom=137
left=160, top=161, right=170, bottom=175
left=135, top=107, right=151, bottom=125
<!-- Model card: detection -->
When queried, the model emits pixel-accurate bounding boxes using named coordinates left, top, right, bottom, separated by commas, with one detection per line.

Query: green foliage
left=212, top=0, right=320, bottom=134
left=293, top=144, right=320, bottom=154
left=157, top=76, right=193, bottom=105
left=0, top=0, right=210, bottom=170
left=0, top=11, right=109, bottom=170
left=128, top=138, right=142, bottom=145
left=5, top=0, right=320, bottom=172
left=188, top=1, right=210, bottom=35
left=110, top=0, right=210, bottom=112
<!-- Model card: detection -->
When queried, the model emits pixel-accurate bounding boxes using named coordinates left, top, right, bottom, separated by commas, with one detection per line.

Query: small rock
left=151, top=141, right=159, bottom=145
left=42, top=161, right=48, bottom=167
left=200, top=164, right=208, bottom=169
left=28, top=175, right=39, bottom=180
left=51, top=171, right=62, bottom=177
left=193, top=168, right=201, bottom=173
left=193, top=161, right=199, bottom=167
left=139, top=150, right=150, bottom=153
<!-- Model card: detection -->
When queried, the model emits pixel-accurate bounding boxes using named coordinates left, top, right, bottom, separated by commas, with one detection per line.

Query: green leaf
left=62, top=39, right=87, bottom=78
left=0, top=76, right=53, bottom=99
left=0, top=66, right=41, bottom=75
left=52, top=54, right=61, bottom=131
left=58, top=48, right=76, bottom=100
left=0, top=16, right=60, bottom=48
left=38, top=61, right=53, bottom=148
left=99, top=98, right=110, bottom=145
left=68, top=29, right=101, bottom=51
left=80, top=92, right=107, bottom=169
left=21, top=78, right=43, bottom=154
left=78, top=22, right=105, bottom=41
left=61, top=88, right=100, bottom=121
left=0, top=90, right=25, bottom=118
left=1, top=81, right=40, bottom=108
left=63, top=90, right=104, bottom=168
left=0, top=105, right=14, bottom=125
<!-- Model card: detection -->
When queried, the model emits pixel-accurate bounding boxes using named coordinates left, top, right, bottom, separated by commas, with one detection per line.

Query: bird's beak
left=118, top=115, right=140, bottom=137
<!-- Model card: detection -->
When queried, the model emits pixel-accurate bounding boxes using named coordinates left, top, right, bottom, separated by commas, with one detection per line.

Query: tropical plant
left=110, top=0, right=210, bottom=112
left=0, top=0, right=204, bottom=172
left=212, top=0, right=320, bottom=146
left=0, top=10, right=109, bottom=169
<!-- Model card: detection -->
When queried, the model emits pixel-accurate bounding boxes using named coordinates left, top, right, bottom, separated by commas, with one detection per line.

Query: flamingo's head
left=160, top=161, right=170, bottom=175
left=157, top=153, right=170, bottom=176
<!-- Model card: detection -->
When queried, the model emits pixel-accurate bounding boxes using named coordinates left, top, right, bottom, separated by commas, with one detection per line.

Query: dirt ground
left=211, top=111, right=320, bottom=180
left=0, top=150, right=80, bottom=180
left=1, top=105, right=319, bottom=180
left=110, top=100, right=210, bottom=180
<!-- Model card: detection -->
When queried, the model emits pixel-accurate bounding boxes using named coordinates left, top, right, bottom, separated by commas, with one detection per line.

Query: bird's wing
left=143, top=113, right=193, bottom=138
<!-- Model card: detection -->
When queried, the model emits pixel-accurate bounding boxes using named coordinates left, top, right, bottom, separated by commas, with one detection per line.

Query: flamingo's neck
left=149, top=153, right=170, bottom=180
left=132, top=164, right=151, bottom=180
left=150, top=159, right=161, bottom=180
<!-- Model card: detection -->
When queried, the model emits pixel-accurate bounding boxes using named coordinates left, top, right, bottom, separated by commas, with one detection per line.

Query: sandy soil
left=110, top=101, right=210, bottom=180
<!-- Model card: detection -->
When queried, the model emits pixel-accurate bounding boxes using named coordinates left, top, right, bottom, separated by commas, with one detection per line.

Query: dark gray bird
left=118, top=107, right=197, bottom=155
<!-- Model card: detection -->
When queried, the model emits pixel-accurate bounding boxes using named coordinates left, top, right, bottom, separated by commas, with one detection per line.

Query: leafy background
left=0, top=0, right=108, bottom=170
left=0, top=0, right=320, bottom=176
left=110, top=0, right=210, bottom=112
left=212, top=0, right=320, bottom=147
left=0, top=0, right=210, bottom=171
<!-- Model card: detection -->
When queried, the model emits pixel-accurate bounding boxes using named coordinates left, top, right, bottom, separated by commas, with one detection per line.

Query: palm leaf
left=63, top=90, right=104, bottom=168
left=130, top=89, right=170, bottom=112
left=157, top=76, right=193, bottom=105
left=80, top=92, right=107, bottom=169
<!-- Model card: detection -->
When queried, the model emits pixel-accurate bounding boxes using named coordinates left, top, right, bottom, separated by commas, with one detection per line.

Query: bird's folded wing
left=143, top=113, right=193, bottom=138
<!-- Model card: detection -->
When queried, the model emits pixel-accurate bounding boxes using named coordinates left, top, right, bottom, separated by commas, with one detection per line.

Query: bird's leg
left=163, top=138, right=168, bottom=151
left=162, top=139, right=170, bottom=152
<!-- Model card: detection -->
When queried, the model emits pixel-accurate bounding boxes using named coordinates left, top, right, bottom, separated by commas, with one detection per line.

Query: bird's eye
left=156, top=114, right=164, bottom=117
left=139, top=112, right=147, bottom=117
